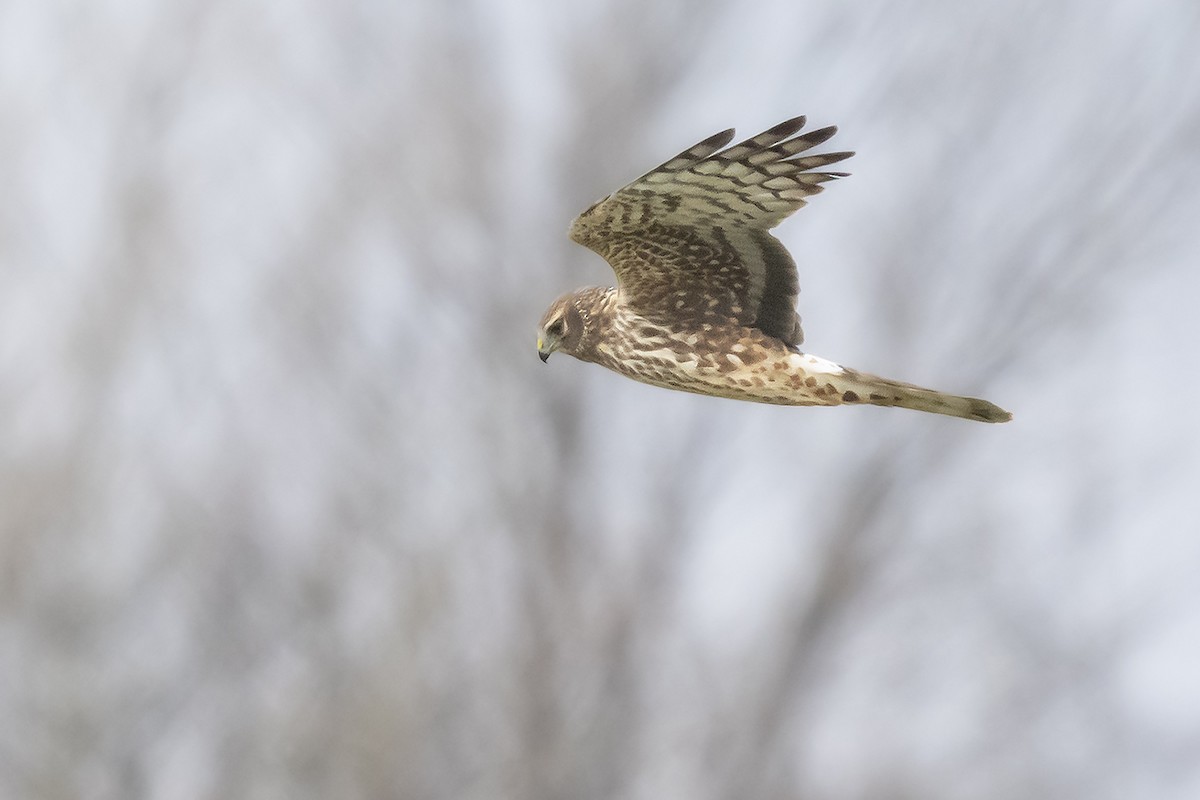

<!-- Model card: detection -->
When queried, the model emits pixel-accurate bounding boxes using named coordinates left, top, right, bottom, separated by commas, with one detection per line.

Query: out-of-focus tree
left=1, top=1, right=1198, bottom=799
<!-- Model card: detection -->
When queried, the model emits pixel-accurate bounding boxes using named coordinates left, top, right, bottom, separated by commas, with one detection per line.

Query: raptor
left=537, top=115, right=1011, bottom=423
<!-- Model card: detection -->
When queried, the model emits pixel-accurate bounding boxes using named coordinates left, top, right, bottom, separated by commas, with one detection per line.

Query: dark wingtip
left=702, top=127, right=736, bottom=149
left=768, top=115, right=807, bottom=135
left=802, top=125, right=838, bottom=144
left=821, top=150, right=856, bottom=162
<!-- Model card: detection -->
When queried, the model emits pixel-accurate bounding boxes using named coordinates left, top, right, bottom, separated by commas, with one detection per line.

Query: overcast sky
left=2, top=1, right=1199, bottom=798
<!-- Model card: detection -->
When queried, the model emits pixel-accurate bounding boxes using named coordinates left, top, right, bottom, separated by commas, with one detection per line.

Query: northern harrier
left=536, top=115, right=1011, bottom=423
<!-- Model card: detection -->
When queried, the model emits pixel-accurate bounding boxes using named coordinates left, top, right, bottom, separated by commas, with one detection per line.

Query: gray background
left=3, top=0, right=1199, bottom=797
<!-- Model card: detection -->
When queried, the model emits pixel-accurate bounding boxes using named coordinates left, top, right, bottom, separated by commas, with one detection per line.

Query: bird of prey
left=536, top=115, right=1011, bottom=423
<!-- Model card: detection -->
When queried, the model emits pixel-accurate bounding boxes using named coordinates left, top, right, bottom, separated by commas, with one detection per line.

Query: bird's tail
left=839, top=368, right=1012, bottom=424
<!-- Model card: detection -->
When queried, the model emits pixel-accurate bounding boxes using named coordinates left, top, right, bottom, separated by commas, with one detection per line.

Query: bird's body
left=537, top=115, right=1011, bottom=423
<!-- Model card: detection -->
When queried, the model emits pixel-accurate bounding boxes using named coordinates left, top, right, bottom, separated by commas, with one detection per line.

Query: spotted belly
left=594, top=335, right=851, bottom=407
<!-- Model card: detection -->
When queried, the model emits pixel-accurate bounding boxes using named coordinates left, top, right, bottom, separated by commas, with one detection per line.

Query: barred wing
left=569, top=116, right=852, bottom=346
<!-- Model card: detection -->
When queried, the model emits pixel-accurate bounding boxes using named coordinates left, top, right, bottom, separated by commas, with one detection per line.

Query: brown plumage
left=537, top=115, right=1011, bottom=423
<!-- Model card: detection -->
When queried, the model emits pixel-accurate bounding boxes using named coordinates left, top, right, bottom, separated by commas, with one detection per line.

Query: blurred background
left=3, top=0, right=1199, bottom=798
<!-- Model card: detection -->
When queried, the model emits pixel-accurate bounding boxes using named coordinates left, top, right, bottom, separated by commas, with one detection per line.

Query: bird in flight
left=536, top=115, right=1011, bottom=423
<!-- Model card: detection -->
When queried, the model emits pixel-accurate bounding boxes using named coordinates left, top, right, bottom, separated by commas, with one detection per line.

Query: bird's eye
left=547, top=318, right=565, bottom=337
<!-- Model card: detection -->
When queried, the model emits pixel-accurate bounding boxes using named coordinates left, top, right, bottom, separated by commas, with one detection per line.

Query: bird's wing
left=568, top=116, right=852, bottom=347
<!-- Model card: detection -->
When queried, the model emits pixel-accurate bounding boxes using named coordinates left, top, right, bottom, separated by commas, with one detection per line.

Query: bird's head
left=536, top=289, right=599, bottom=362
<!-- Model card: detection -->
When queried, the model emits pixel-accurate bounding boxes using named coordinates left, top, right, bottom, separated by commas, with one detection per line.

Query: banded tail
left=839, top=368, right=1012, bottom=423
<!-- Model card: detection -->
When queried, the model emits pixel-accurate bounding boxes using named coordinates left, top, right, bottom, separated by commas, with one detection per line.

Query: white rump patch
left=789, top=352, right=844, bottom=374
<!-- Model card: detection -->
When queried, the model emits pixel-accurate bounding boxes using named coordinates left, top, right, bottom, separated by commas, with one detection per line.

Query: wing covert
left=568, top=115, right=852, bottom=346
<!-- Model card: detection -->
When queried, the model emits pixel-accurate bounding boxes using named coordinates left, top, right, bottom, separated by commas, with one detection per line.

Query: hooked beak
left=537, top=337, right=552, bottom=363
